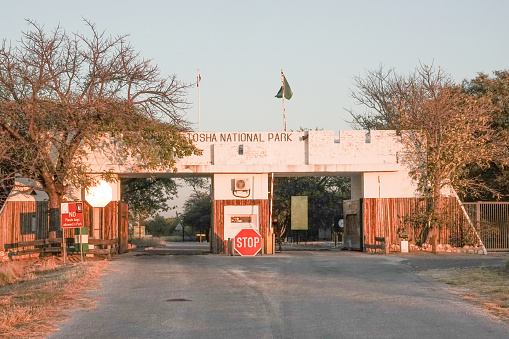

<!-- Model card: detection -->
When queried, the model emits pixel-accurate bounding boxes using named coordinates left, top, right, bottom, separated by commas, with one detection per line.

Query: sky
left=4, top=0, right=509, bottom=216
left=2, top=1, right=509, bottom=134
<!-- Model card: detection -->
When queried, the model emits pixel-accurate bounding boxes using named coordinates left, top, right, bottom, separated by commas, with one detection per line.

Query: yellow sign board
left=291, top=196, right=308, bottom=230
left=133, top=226, right=145, bottom=238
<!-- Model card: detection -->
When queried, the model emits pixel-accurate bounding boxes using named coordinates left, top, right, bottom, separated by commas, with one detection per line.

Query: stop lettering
left=234, top=229, right=262, bottom=256
left=236, top=236, right=260, bottom=248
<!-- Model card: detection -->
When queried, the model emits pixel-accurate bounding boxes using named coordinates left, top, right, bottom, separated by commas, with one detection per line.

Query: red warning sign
left=61, top=202, right=84, bottom=228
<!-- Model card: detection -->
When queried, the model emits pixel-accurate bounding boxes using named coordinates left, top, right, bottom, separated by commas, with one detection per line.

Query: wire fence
left=464, top=202, right=509, bottom=251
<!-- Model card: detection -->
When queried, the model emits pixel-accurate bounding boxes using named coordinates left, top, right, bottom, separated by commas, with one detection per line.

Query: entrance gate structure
left=85, top=130, right=419, bottom=254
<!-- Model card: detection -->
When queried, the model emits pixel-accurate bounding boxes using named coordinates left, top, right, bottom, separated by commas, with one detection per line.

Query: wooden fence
left=0, top=200, right=128, bottom=258
left=0, top=201, right=50, bottom=252
left=363, top=197, right=478, bottom=248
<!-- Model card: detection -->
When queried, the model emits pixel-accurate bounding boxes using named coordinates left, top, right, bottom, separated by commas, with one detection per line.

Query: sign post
left=61, top=202, right=85, bottom=262
left=74, top=227, right=89, bottom=262
left=234, top=229, right=262, bottom=256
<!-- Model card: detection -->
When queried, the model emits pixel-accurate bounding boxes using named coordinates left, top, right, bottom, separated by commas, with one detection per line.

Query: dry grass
left=422, top=261, right=509, bottom=325
left=0, top=261, right=27, bottom=285
left=0, top=257, right=108, bottom=338
left=0, top=257, right=61, bottom=285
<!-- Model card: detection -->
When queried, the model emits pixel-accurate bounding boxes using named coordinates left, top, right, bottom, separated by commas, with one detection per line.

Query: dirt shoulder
left=420, top=260, right=509, bottom=326
left=0, top=257, right=108, bottom=338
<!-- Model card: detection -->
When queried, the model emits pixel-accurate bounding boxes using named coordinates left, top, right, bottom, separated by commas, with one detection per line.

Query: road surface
left=50, top=248, right=509, bottom=338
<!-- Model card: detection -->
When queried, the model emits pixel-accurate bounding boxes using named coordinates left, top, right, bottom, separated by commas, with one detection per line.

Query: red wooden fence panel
left=363, top=197, right=477, bottom=248
left=0, top=201, right=49, bottom=251
left=1, top=200, right=129, bottom=255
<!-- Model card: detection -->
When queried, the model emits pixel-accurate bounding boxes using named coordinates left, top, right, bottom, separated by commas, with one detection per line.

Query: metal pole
left=270, top=173, right=274, bottom=235
left=281, top=69, right=286, bottom=132
left=62, top=228, right=66, bottom=264
left=80, top=229, right=84, bottom=262
left=198, top=68, right=201, bottom=132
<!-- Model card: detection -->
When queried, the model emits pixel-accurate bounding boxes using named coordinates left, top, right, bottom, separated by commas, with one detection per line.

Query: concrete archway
left=87, top=130, right=418, bottom=254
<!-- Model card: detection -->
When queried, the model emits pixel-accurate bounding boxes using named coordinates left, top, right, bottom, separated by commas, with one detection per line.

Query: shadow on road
left=133, top=241, right=211, bottom=256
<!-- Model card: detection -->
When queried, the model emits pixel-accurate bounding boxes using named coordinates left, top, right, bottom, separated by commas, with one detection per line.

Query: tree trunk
left=48, top=208, right=61, bottom=236
left=41, top=172, right=62, bottom=237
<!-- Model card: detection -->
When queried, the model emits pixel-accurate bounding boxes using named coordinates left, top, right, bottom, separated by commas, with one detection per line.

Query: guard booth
left=211, top=174, right=271, bottom=254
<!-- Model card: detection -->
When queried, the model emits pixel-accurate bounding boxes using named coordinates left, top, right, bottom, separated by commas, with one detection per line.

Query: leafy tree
left=272, top=176, right=350, bottom=241
left=122, top=177, right=209, bottom=227
left=144, top=214, right=178, bottom=236
left=0, top=20, right=199, bottom=231
left=181, top=191, right=211, bottom=237
left=349, top=63, right=507, bottom=242
left=462, top=71, right=509, bottom=200
left=463, top=71, right=509, bottom=130
left=121, top=178, right=179, bottom=227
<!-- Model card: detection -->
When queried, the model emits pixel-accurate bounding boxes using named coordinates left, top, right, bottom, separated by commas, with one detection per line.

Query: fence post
left=476, top=202, right=481, bottom=234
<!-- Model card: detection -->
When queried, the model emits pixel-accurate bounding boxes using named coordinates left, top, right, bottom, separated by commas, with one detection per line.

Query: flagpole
left=197, top=68, right=201, bottom=132
left=281, top=69, right=286, bottom=131
left=270, top=172, right=274, bottom=235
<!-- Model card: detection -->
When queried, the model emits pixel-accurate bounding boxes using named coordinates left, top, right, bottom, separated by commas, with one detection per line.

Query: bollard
left=400, top=240, right=409, bottom=253
left=431, top=235, right=438, bottom=254
left=228, top=238, right=234, bottom=256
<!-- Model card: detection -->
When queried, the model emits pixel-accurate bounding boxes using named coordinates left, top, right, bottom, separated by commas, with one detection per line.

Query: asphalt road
left=50, top=248, right=509, bottom=339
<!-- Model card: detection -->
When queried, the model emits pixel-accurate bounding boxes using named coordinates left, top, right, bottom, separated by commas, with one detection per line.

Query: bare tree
left=349, top=63, right=507, bottom=242
left=0, top=20, right=199, bottom=230
left=347, top=65, right=411, bottom=130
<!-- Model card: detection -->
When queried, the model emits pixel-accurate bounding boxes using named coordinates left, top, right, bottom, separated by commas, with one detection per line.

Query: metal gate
left=343, top=199, right=363, bottom=250
left=464, top=202, right=509, bottom=251
left=118, top=202, right=129, bottom=253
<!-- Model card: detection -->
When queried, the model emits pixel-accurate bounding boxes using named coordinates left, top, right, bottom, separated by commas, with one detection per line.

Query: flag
left=275, top=74, right=293, bottom=100
left=197, top=72, right=201, bottom=87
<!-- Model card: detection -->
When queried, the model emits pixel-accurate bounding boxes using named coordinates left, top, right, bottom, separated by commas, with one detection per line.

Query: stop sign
left=234, top=229, right=262, bottom=256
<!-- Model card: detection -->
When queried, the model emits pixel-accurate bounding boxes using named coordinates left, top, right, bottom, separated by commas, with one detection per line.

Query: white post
left=281, top=69, right=286, bottom=132
left=80, top=230, right=84, bottom=262
left=270, top=173, right=274, bottom=234
left=62, top=228, right=66, bottom=264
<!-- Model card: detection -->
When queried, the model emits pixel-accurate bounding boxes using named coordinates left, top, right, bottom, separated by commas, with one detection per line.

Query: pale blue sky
left=2, top=1, right=509, bottom=132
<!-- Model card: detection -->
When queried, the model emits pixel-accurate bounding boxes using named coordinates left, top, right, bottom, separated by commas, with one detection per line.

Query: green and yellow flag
left=276, top=75, right=293, bottom=100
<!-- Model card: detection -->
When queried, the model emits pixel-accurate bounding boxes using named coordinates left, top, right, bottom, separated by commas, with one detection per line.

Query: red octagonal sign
left=234, top=229, right=262, bottom=256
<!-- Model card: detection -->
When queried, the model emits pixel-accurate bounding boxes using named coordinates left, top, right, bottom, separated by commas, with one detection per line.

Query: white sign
left=85, top=180, right=113, bottom=207
left=224, top=206, right=259, bottom=240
